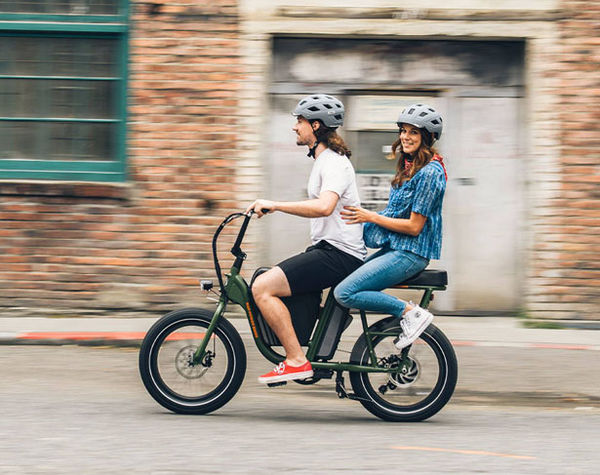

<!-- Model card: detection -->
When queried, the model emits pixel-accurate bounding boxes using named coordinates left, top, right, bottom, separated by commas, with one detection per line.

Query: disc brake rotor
left=388, top=357, right=420, bottom=388
left=175, top=345, right=209, bottom=379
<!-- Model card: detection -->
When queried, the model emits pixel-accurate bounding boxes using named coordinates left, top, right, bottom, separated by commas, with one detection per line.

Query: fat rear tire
left=349, top=317, right=457, bottom=422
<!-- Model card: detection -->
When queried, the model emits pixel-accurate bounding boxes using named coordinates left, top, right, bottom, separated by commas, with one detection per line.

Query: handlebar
left=212, top=210, right=266, bottom=298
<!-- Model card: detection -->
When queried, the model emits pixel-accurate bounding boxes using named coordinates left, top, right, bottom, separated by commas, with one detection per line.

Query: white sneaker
left=395, top=305, right=434, bottom=349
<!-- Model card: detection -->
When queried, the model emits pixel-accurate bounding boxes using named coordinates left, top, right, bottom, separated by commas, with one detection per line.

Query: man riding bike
left=246, top=94, right=366, bottom=384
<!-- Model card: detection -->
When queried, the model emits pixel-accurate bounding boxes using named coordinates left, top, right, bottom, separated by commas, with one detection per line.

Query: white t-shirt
left=307, top=148, right=367, bottom=261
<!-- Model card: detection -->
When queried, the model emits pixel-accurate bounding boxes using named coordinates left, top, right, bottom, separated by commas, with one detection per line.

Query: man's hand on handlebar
left=245, top=199, right=275, bottom=218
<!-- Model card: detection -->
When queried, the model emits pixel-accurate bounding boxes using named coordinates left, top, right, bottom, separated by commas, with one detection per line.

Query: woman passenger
left=334, top=103, right=447, bottom=348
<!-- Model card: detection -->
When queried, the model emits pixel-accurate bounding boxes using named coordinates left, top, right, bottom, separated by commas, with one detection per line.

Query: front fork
left=192, top=296, right=227, bottom=365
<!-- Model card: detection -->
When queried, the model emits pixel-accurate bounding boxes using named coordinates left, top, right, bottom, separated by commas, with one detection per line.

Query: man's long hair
left=313, top=121, right=352, bottom=158
left=390, top=128, right=437, bottom=187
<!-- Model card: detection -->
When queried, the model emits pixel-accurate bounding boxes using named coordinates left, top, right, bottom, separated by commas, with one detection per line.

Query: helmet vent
left=408, top=108, right=415, bottom=114
left=334, top=114, right=342, bottom=120
left=323, top=104, right=333, bottom=109
left=308, top=106, right=320, bottom=112
left=419, top=111, right=428, bottom=117
left=431, top=119, right=440, bottom=125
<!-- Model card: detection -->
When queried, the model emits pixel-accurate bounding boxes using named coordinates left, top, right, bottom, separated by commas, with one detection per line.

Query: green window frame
left=0, top=1, right=129, bottom=182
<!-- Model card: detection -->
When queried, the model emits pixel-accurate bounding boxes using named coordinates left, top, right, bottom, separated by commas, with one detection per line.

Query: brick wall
left=0, top=1, right=244, bottom=316
left=556, top=0, right=600, bottom=318
left=1, top=1, right=598, bottom=319
left=527, top=0, right=600, bottom=319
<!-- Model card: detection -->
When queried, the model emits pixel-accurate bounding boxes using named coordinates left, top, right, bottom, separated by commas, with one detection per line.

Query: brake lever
left=247, top=208, right=271, bottom=216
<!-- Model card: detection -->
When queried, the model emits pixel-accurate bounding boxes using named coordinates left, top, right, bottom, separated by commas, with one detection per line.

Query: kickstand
left=335, top=370, right=370, bottom=402
left=335, top=371, right=348, bottom=399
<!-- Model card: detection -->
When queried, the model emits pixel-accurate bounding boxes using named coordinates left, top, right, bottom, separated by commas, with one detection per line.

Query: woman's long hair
left=389, top=128, right=437, bottom=187
left=313, top=122, right=352, bottom=158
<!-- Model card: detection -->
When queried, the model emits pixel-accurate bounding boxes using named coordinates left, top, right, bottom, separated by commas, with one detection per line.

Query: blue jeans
left=333, top=248, right=429, bottom=316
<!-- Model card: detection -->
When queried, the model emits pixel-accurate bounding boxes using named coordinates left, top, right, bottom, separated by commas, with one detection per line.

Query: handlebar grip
left=249, top=208, right=271, bottom=215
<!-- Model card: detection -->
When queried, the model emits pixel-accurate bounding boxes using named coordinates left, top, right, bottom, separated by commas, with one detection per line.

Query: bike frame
left=192, top=212, right=447, bottom=375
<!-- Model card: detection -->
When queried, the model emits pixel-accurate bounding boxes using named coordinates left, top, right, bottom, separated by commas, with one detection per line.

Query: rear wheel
left=139, top=308, right=246, bottom=414
left=349, top=317, right=457, bottom=422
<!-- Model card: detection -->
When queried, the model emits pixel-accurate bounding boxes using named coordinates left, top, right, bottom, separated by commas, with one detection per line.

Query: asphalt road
left=1, top=344, right=599, bottom=474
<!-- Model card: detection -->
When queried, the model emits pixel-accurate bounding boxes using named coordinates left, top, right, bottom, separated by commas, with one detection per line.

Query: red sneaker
left=258, top=361, right=313, bottom=384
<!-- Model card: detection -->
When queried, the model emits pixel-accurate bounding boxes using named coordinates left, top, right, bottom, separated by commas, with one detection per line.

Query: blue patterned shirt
left=363, top=160, right=446, bottom=260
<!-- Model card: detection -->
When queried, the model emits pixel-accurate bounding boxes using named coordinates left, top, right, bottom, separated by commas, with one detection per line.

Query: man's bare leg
left=251, top=266, right=308, bottom=366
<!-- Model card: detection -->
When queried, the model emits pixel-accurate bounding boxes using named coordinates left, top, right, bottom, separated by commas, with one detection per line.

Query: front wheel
left=139, top=308, right=246, bottom=414
left=349, top=317, right=457, bottom=422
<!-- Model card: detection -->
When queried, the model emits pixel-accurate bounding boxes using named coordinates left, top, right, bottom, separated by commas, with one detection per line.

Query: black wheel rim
left=148, top=319, right=237, bottom=406
left=359, top=324, right=449, bottom=415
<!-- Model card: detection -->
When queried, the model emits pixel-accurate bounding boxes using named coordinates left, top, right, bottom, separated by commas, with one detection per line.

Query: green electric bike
left=139, top=211, right=457, bottom=422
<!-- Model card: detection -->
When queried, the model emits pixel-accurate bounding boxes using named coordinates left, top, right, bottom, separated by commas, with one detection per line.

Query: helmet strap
left=421, top=129, right=434, bottom=147
left=307, top=120, right=322, bottom=158
left=307, top=141, right=320, bottom=158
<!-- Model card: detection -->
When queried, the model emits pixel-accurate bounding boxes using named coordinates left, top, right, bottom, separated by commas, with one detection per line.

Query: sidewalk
left=2, top=314, right=599, bottom=404
left=1, top=314, right=598, bottom=350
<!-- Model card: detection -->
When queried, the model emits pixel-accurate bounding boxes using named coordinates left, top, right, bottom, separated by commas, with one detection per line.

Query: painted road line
left=455, top=341, right=598, bottom=351
left=391, top=446, right=536, bottom=460
left=18, top=332, right=147, bottom=340
left=15, top=332, right=209, bottom=341
left=531, top=343, right=593, bottom=351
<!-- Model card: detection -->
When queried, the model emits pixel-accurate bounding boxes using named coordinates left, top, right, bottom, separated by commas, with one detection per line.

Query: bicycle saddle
left=392, top=269, right=448, bottom=288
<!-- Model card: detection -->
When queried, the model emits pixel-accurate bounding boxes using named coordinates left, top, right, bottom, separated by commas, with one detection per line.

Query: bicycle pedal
left=267, top=381, right=287, bottom=388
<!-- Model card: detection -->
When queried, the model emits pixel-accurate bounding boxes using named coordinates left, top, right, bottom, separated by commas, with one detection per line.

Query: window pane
left=0, top=36, right=118, bottom=77
left=1, top=78, right=115, bottom=119
left=2, top=37, right=43, bottom=75
left=51, top=80, right=116, bottom=118
left=0, top=121, right=39, bottom=159
left=0, top=1, right=45, bottom=13
left=48, top=122, right=114, bottom=161
left=0, top=36, right=119, bottom=77
left=0, top=120, right=115, bottom=161
left=0, top=0, right=121, bottom=15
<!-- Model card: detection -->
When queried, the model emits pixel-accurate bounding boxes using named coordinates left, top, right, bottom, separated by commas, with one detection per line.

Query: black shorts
left=277, top=240, right=363, bottom=295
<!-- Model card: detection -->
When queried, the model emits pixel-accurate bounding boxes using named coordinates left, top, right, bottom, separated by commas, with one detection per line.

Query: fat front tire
left=139, top=308, right=246, bottom=415
left=349, top=317, right=457, bottom=422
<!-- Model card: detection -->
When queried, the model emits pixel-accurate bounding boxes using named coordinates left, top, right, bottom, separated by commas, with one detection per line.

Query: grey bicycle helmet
left=293, top=94, right=345, bottom=128
left=396, top=103, right=443, bottom=142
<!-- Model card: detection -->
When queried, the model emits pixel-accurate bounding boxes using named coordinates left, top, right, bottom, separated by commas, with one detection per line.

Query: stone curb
left=2, top=331, right=599, bottom=351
